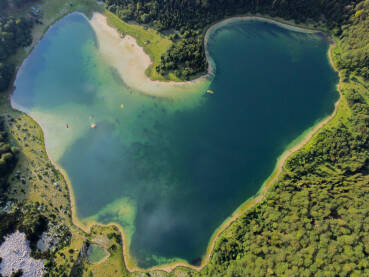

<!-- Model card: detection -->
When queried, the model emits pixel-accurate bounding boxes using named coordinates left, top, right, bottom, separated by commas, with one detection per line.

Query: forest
left=0, top=0, right=368, bottom=275
left=0, top=15, right=33, bottom=91
left=0, top=116, right=17, bottom=192
left=105, top=0, right=359, bottom=80
left=103, top=0, right=369, bottom=275
left=191, top=1, right=369, bottom=276
left=0, top=0, right=36, bottom=9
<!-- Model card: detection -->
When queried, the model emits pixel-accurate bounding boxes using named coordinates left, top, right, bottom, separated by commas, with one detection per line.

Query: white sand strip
left=89, top=13, right=209, bottom=98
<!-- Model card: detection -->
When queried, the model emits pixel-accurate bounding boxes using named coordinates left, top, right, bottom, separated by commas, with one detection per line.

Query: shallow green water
left=88, top=244, right=107, bottom=264
left=11, top=13, right=338, bottom=268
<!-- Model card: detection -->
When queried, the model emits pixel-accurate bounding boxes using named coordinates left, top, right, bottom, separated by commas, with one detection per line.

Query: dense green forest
left=0, top=15, right=33, bottom=91
left=105, top=0, right=359, bottom=80
left=0, top=0, right=368, bottom=275
left=0, top=0, right=36, bottom=9
left=191, top=1, right=369, bottom=276
left=0, top=116, right=17, bottom=192
left=335, top=2, right=369, bottom=80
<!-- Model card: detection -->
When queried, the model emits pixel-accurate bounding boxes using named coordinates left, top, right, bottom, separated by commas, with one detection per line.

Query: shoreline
left=89, top=12, right=210, bottom=98
left=89, top=12, right=321, bottom=99
left=134, top=42, right=341, bottom=273
left=201, top=15, right=320, bottom=84
left=8, top=10, right=342, bottom=274
left=87, top=14, right=340, bottom=273
left=117, top=21, right=341, bottom=273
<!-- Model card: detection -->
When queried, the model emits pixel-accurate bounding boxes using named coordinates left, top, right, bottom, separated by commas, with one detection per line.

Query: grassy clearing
left=2, top=1, right=355, bottom=275
left=0, top=90, right=70, bottom=220
left=1, top=1, right=132, bottom=275
left=0, top=96, right=84, bottom=274
left=1, top=89, right=129, bottom=276
left=84, top=225, right=128, bottom=277
left=2, top=0, right=105, bottom=224
left=105, top=11, right=174, bottom=81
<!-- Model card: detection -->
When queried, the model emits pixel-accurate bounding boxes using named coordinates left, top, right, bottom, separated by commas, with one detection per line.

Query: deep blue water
left=11, top=14, right=339, bottom=268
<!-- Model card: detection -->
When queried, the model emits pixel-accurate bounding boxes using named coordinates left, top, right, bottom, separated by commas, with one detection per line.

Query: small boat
left=66, top=124, right=69, bottom=129
left=91, top=123, right=96, bottom=128
left=207, top=89, right=214, bottom=94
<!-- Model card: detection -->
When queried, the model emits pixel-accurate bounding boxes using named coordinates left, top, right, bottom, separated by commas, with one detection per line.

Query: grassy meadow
left=105, top=11, right=178, bottom=81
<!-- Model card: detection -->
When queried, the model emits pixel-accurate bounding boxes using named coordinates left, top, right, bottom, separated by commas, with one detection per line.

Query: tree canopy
left=105, top=0, right=360, bottom=80
left=0, top=15, right=33, bottom=91
left=0, top=116, right=17, bottom=192
left=194, top=2, right=369, bottom=276
left=1, top=0, right=369, bottom=275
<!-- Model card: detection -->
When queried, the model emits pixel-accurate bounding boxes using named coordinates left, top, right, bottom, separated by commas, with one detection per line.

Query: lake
left=11, top=13, right=338, bottom=268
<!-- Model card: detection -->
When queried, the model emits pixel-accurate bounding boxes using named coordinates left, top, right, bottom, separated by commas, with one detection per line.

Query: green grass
left=85, top=225, right=128, bottom=277
left=105, top=11, right=174, bottom=81
left=2, top=2, right=130, bottom=276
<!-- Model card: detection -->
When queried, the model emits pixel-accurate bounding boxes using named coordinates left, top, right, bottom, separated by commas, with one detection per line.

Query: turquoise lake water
left=11, top=13, right=339, bottom=267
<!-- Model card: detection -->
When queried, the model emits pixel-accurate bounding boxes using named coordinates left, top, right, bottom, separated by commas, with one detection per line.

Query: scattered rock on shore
left=0, top=231, right=45, bottom=277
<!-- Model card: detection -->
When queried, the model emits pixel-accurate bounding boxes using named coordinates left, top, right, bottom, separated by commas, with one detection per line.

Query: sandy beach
left=89, top=13, right=209, bottom=98
left=7, top=11, right=340, bottom=274
left=85, top=12, right=341, bottom=273
left=88, top=13, right=319, bottom=99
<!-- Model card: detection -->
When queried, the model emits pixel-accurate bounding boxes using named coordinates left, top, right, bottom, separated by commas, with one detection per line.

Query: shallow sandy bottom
left=10, top=11, right=339, bottom=272
left=89, top=13, right=209, bottom=98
